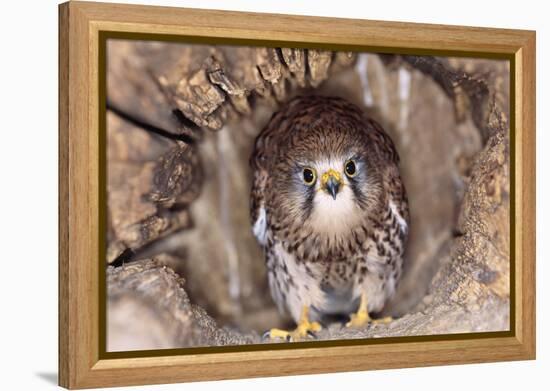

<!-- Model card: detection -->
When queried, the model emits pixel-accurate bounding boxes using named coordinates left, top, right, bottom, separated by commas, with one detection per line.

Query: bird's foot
left=346, top=309, right=371, bottom=328
left=263, top=306, right=321, bottom=342
left=264, top=321, right=321, bottom=342
left=346, top=292, right=393, bottom=328
left=372, top=316, right=393, bottom=324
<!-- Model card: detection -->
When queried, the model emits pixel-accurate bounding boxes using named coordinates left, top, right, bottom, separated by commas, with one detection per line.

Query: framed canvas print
left=58, top=1, right=536, bottom=389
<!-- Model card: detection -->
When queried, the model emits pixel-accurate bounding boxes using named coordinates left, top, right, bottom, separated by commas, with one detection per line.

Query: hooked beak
left=326, top=177, right=340, bottom=200
left=322, top=169, right=342, bottom=200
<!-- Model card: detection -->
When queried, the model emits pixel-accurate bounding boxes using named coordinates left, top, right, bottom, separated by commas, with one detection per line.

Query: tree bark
left=106, top=42, right=510, bottom=348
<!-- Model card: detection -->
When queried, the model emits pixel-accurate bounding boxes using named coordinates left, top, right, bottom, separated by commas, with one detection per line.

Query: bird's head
left=295, top=154, right=375, bottom=234
left=273, top=130, right=383, bottom=238
left=261, top=96, right=392, bottom=240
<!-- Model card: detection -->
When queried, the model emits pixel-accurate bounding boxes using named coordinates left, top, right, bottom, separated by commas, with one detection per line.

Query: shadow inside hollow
left=36, top=372, right=58, bottom=386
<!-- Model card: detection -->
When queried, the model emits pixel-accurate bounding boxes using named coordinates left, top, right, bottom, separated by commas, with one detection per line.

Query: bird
left=249, top=95, right=409, bottom=341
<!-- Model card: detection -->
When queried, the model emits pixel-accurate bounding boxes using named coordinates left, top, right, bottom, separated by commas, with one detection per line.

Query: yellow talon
left=346, top=292, right=392, bottom=328
left=266, top=306, right=321, bottom=342
left=372, top=316, right=393, bottom=324
left=346, top=309, right=370, bottom=327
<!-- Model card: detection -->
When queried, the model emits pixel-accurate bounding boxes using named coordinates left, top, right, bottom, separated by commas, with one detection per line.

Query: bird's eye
left=345, top=160, right=357, bottom=177
left=302, top=167, right=317, bottom=185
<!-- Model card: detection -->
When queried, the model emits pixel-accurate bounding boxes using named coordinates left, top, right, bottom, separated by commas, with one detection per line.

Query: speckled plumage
left=250, top=96, right=409, bottom=325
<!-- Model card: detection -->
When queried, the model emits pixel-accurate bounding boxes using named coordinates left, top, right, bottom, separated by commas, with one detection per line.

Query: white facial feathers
left=304, top=158, right=364, bottom=237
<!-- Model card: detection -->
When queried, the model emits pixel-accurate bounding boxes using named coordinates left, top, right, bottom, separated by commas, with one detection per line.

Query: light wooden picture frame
left=59, top=1, right=536, bottom=389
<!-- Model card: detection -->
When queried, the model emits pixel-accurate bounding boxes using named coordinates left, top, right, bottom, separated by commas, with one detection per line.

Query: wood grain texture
left=58, top=3, right=70, bottom=387
left=58, top=1, right=536, bottom=388
left=516, top=34, right=536, bottom=354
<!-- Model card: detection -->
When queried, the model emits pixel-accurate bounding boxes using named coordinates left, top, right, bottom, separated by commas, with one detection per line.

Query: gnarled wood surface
left=105, top=40, right=509, bottom=350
